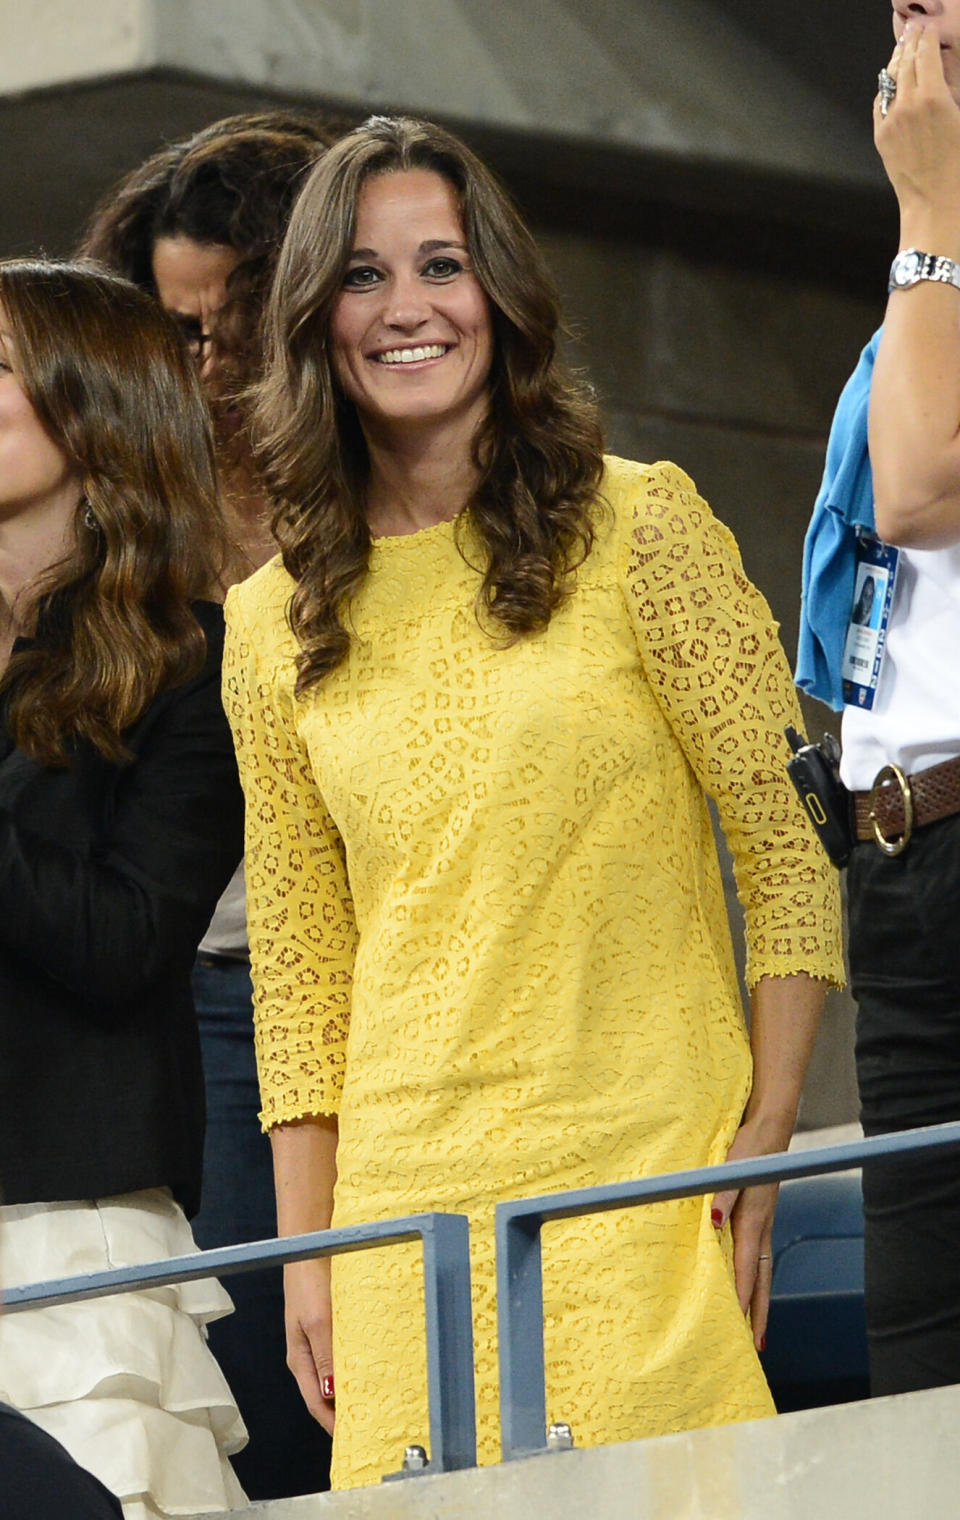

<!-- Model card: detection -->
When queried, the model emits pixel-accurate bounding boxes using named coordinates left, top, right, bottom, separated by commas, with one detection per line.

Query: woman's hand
left=711, top=1116, right=783, bottom=1352
left=284, top=1255, right=336, bottom=1433
left=710, top=972, right=828, bottom=1352
left=869, top=19, right=960, bottom=544
left=270, top=1115, right=340, bottom=1432
left=875, top=21, right=960, bottom=253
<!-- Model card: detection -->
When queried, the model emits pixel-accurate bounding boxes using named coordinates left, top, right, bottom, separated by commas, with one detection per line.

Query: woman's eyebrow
left=419, top=239, right=468, bottom=253
left=346, top=239, right=469, bottom=260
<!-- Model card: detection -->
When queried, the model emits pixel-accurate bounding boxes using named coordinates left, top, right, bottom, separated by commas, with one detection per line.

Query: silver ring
left=757, top=1253, right=772, bottom=1262
left=878, top=67, right=897, bottom=118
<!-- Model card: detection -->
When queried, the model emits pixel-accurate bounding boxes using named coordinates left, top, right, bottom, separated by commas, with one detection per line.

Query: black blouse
left=0, top=601, right=243, bottom=1217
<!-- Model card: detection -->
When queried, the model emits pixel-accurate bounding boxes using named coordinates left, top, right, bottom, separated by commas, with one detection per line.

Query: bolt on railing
left=495, top=1119, right=960, bottom=1462
left=4, top=1210, right=477, bottom=1478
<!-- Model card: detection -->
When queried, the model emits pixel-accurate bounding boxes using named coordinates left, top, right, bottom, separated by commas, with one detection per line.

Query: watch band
left=889, top=248, right=960, bottom=294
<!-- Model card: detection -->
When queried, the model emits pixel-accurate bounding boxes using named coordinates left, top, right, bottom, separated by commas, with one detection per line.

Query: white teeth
left=377, top=344, right=447, bottom=364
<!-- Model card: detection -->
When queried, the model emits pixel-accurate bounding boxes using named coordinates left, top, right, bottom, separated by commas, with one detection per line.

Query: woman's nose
left=384, top=277, right=430, bottom=331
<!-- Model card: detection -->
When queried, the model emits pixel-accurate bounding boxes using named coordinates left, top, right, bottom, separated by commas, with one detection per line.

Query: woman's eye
left=423, top=257, right=462, bottom=279
left=342, top=265, right=381, bottom=289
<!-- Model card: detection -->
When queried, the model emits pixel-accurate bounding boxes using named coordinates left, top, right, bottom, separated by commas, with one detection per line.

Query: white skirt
left=0, top=1189, right=248, bottom=1519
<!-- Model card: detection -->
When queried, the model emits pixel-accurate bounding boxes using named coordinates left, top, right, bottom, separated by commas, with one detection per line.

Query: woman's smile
left=372, top=342, right=452, bottom=366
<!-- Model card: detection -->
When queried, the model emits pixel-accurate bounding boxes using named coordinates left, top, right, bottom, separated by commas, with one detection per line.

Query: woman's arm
left=711, top=971, right=827, bottom=1350
left=619, top=460, right=844, bottom=994
left=869, top=22, right=960, bottom=546
left=272, top=1115, right=340, bottom=1434
left=0, top=603, right=243, bottom=1009
left=618, top=461, right=842, bottom=1340
left=222, top=575, right=356, bottom=1129
left=223, top=578, right=356, bottom=1428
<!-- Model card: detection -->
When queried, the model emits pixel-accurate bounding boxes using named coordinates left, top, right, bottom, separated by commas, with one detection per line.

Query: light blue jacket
left=795, top=329, right=881, bottom=710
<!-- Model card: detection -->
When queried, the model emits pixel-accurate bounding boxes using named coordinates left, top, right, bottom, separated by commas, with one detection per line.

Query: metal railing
left=7, top=1121, right=960, bottom=1479
left=495, top=1119, right=960, bottom=1461
left=4, top=1211, right=477, bottom=1477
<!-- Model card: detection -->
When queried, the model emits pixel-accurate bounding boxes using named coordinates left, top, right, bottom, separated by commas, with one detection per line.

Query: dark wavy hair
left=255, top=115, right=605, bottom=693
left=79, top=111, right=341, bottom=452
left=0, top=259, right=225, bottom=766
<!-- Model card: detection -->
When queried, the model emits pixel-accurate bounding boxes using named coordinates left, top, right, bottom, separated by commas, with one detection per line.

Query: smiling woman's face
left=892, top=1, right=960, bottom=102
left=329, top=168, right=494, bottom=443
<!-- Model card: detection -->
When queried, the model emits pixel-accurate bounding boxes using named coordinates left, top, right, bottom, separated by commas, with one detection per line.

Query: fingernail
left=320, top=1374, right=335, bottom=1401
left=711, top=1207, right=724, bottom=1228
left=760, top=1335, right=767, bottom=1352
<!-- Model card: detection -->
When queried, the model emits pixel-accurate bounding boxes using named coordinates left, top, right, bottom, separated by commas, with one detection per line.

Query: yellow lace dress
left=223, top=457, right=843, bottom=1489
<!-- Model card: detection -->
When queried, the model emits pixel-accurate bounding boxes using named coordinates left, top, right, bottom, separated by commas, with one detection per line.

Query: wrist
left=898, top=217, right=960, bottom=265
left=738, top=1103, right=799, bottom=1152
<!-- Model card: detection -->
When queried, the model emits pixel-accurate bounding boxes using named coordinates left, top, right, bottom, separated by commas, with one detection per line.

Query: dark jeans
left=849, top=812, right=960, bottom=1396
left=191, top=956, right=331, bottom=1499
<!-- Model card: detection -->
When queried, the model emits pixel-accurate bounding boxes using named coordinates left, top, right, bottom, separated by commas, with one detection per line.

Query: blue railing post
left=421, top=1212, right=476, bottom=1472
left=496, top=1206, right=546, bottom=1459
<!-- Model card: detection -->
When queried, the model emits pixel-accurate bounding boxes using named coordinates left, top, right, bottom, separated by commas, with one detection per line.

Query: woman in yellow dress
left=223, top=115, right=843, bottom=1490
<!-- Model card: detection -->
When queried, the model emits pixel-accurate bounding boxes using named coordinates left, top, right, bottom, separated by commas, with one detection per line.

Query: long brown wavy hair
left=0, top=259, right=225, bottom=766
left=79, top=112, right=342, bottom=466
left=255, top=115, right=605, bottom=693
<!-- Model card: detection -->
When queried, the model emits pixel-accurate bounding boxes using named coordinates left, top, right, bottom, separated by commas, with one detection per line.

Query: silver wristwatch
left=888, top=248, right=960, bottom=294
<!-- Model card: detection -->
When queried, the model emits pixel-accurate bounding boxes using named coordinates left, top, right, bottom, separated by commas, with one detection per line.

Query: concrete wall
left=0, top=0, right=149, bottom=92
left=207, top=1383, right=960, bottom=1518
left=0, top=0, right=887, bottom=190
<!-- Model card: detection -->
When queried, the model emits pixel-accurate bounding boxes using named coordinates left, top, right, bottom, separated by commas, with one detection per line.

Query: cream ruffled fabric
left=0, top=1189, right=247, bottom=1518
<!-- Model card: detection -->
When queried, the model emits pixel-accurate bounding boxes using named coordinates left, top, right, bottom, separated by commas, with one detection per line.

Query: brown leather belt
left=853, top=754, right=960, bottom=856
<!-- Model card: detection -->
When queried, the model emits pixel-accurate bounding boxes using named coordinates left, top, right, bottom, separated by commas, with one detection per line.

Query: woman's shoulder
left=223, top=555, right=300, bottom=682
left=225, top=556, right=295, bottom=635
left=599, top=453, right=737, bottom=557
left=601, top=454, right=704, bottom=516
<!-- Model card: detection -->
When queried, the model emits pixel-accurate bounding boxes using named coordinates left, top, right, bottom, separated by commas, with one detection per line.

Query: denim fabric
left=191, top=957, right=331, bottom=1499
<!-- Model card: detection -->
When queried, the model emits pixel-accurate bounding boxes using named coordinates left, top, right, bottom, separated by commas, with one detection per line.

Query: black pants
left=849, top=812, right=960, bottom=1396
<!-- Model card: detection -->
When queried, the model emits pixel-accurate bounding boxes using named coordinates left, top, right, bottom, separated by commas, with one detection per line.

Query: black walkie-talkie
left=784, top=725, right=854, bottom=868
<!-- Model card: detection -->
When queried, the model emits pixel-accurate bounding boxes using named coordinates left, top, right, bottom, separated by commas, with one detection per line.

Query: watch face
left=895, top=251, right=922, bottom=286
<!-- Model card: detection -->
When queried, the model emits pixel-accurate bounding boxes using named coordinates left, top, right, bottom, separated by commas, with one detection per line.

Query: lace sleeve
left=618, top=460, right=843, bottom=988
left=223, top=586, right=357, bottom=1127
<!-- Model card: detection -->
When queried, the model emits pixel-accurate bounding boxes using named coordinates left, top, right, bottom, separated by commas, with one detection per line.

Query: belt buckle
left=869, top=763, right=914, bottom=857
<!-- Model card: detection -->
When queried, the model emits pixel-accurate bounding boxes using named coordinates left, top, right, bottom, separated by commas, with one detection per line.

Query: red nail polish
left=711, top=1207, right=723, bottom=1228
left=760, top=1335, right=767, bottom=1353
left=320, top=1374, right=335, bottom=1401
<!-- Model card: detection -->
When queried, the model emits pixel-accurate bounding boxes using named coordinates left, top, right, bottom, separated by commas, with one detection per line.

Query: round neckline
left=369, top=513, right=461, bottom=547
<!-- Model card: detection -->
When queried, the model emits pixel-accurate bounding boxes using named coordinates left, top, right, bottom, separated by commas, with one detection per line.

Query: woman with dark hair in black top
left=0, top=259, right=245, bottom=1518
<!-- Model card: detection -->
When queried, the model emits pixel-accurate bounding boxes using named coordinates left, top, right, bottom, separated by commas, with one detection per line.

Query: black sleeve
left=0, top=1403, right=124, bottom=1519
left=0, top=603, right=244, bottom=1012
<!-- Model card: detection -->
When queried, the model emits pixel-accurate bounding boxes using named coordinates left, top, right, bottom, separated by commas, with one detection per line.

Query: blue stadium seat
left=760, top=1171, right=869, bottom=1410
